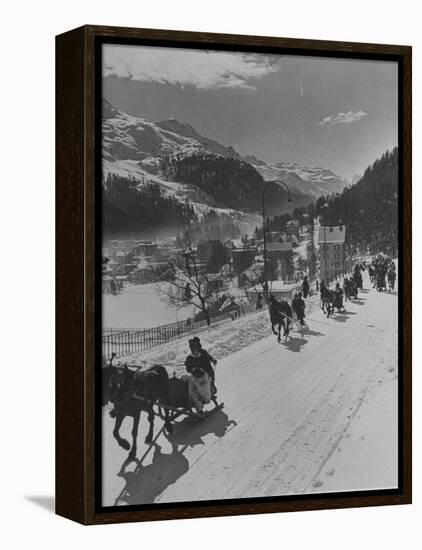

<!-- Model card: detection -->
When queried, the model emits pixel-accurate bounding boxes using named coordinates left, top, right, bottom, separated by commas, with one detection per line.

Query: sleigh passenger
left=184, top=338, right=216, bottom=412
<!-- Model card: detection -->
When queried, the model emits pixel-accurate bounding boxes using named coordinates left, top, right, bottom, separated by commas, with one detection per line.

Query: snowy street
left=102, top=273, right=398, bottom=506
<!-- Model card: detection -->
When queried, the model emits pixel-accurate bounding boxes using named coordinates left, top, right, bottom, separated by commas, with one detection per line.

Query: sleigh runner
left=155, top=397, right=224, bottom=423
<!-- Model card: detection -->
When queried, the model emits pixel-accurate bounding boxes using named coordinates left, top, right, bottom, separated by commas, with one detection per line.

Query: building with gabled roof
left=318, top=225, right=346, bottom=283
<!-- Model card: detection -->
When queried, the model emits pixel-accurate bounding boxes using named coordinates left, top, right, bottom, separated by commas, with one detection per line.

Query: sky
left=103, top=44, right=398, bottom=180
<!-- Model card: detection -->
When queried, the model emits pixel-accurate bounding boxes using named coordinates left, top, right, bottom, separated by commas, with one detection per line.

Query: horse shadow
left=115, top=442, right=189, bottom=505
left=282, top=328, right=324, bottom=352
left=332, top=311, right=357, bottom=323
left=283, top=337, right=308, bottom=352
left=115, top=410, right=235, bottom=505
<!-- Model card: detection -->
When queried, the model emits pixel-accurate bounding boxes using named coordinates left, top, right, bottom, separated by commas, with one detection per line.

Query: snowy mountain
left=155, top=119, right=240, bottom=160
left=244, top=158, right=349, bottom=200
left=103, top=99, right=238, bottom=172
left=103, top=100, right=349, bottom=214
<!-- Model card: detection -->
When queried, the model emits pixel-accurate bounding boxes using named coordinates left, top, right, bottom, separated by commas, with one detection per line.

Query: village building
left=232, top=248, right=258, bottom=275
left=197, top=240, right=228, bottom=273
left=247, top=281, right=300, bottom=302
left=286, top=219, right=300, bottom=238
left=131, top=241, right=158, bottom=258
left=261, top=241, right=294, bottom=282
left=318, top=225, right=346, bottom=283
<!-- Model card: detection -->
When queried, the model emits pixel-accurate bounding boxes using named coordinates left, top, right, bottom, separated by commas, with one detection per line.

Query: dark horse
left=320, top=287, right=344, bottom=318
left=269, top=294, right=292, bottom=342
left=103, top=355, right=173, bottom=456
left=387, top=268, right=396, bottom=292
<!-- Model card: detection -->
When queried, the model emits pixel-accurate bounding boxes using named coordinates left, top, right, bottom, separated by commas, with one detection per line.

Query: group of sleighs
left=319, top=263, right=363, bottom=319
left=102, top=336, right=222, bottom=456
left=368, top=254, right=396, bottom=293
left=104, top=255, right=396, bottom=455
left=269, top=254, right=397, bottom=341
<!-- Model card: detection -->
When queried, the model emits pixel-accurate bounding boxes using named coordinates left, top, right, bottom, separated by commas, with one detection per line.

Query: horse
left=387, top=269, right=396, bottom=292
left=353, top=269, right=363, bottom=290
left=102, top=355, right=173, bottom=456
left=349, top=278, right=358, bottom=299
left=368, top=265, right=376, bottom=285
left=376, top=269, right=387, bottom=292
left=269, top=294, right=292, bottom=342
left=343, top=278, right=353, bottom=301
left=320, top=287, right=344, bottom=317
left=320, top=287, right=335, bottom=317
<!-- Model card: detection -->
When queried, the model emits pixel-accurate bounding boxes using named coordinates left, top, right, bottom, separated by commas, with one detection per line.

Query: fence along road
left=102, top=258, right=370, bottom=361
left=102, top=303, right=256, bottom=359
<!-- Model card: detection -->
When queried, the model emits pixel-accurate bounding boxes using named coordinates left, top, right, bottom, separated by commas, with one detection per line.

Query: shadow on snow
left=281, top=328, right=324, bottom=352
left=332, top=310, right=358, bottom=323
left=114, top=409, right=236, bottom=506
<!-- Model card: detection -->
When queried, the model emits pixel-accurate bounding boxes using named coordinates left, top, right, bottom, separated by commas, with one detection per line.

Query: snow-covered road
left=102, top=275, right=398, bottom=506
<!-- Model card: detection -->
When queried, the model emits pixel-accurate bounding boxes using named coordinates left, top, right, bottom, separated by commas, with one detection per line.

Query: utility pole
left=324, top=225, right=327, bottom=285
left=262, top=180, right=292, bottom=300
left=262, top=188, right=268, bottom=299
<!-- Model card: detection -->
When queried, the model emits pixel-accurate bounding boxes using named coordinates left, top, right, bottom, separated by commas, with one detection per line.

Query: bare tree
left=154, top=231, right=225, bottom=325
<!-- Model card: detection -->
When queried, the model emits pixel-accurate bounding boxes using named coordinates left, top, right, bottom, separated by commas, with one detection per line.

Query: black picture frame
left=56, top=25, right=412, bottom=525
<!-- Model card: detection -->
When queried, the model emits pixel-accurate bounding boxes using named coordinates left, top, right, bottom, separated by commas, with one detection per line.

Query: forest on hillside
left=102, top=173, right=244, bottom=240
left=264, top=148, right=399, bottom=257
left=317, top=147, right=399, bottom=256
left=102, top=173, right=197, bottom=238
left=159, top=152, right=290, bottom=213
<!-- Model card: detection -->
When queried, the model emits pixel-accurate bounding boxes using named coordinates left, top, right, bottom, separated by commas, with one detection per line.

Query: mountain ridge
left=102, top=99, right=350, bottom=213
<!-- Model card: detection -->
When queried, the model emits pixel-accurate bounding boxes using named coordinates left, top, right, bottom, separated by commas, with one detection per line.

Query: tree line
left=261, top=148, right=399, bottom=258
left=316, top=148, right=399, bottom=257
left=102, top=173, right=197, bottom=238
left=159, top=152, right=288, bottom=212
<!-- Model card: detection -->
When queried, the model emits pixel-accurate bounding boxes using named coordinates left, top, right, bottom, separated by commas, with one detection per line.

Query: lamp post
left=262, top=180, right=291, bottom=300
left=319, top=203, right=329, bottom=285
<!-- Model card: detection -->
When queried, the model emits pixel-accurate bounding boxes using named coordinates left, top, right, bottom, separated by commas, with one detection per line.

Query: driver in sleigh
left=184, top=337, right=218, bottom=412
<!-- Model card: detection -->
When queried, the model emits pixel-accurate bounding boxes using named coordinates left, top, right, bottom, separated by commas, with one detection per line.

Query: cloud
left=317, top=110, right=368, bottom=126
left=103, top=45, right=279, bottom=90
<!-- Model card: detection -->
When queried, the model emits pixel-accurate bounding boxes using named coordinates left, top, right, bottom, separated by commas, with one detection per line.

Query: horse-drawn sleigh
left=268, top=293, right=309, bottom=343
left=102, top=353, right=224, bottom=457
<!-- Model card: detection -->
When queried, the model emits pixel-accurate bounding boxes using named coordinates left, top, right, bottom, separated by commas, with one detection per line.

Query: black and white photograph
left=100, top=42, right=399, bottom=508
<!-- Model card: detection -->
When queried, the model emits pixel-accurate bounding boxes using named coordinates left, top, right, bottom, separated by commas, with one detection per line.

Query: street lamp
left=262, top=180, right=292, bottom=299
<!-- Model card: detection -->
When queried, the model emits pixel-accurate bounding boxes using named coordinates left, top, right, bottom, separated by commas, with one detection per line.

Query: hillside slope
left=317, top=147, right=398, bottom=255
left=102, top=100, right=349, bottom=215
left=245, top=157, right=349, bottom=200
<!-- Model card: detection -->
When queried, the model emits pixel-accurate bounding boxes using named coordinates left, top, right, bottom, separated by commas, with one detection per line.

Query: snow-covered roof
left=318, top=226, right=346, bottom=244
left=268, top=281, right=299, bottom=292
left=248, top=281, right=299, bottom=293
left=266, top=242, right=293, bottom=252
left=232, top=248, right=257, bottom=254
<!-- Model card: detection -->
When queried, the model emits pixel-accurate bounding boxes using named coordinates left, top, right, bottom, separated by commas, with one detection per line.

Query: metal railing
left=102, top=302, right=257, bottom=359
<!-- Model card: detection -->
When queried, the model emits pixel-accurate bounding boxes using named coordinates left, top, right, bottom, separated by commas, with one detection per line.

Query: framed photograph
left=56, top=25, right=412, bottom=525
